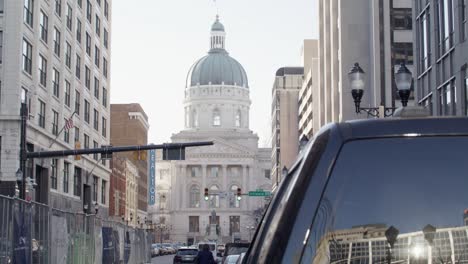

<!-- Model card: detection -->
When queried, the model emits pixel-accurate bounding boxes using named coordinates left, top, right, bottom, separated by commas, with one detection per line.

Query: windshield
left=227, top=246, right=249, bottom=255
left=177, top=249, right=198, bottom=256
left=301, top=137, right=468, bottom=263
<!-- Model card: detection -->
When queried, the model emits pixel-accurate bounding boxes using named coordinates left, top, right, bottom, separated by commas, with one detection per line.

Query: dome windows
left=192, top=109, right=198, bottom=128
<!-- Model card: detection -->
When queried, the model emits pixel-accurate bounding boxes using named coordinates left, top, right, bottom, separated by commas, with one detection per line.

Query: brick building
left=109, top=155, right=125, bottom=218
left=110, top=103, right=149, bottom=219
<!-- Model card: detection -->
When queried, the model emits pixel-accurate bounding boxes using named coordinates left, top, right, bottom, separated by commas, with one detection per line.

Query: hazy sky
left=111, top=0, right=318, bottom=146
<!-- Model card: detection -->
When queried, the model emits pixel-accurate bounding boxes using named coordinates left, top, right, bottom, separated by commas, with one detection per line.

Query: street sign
left=248, top=191, right=271, bottom=197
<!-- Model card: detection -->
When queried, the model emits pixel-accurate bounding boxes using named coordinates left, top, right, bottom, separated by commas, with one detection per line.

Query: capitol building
left=149, top=16, right=272, bottom=244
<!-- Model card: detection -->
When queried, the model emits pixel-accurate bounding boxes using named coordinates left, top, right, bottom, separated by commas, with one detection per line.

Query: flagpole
left=49, top=111, right=77, bottom=148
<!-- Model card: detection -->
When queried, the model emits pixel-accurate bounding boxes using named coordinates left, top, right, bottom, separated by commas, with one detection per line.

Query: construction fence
left=0, top=194, right=152, bottom=264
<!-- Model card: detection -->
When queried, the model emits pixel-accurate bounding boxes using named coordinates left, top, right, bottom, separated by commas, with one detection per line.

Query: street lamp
left=349, top=62, right=413, bottom=117
left=385, top=226, right=399, bottom=264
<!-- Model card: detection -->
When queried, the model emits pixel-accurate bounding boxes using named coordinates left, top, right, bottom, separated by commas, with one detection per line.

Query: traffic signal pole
left=26, top=141, right=213, bottom=159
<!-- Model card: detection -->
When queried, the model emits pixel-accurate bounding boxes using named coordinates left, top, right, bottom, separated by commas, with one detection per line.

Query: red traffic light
left=204, top=188, right=209, bottom=201
left=237, top=188, right=242, bottom=200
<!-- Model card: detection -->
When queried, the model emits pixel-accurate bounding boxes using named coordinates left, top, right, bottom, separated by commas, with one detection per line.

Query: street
left=151, top=254, right=175, bottom=264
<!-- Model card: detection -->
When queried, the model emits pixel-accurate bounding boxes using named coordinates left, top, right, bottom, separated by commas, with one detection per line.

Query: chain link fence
left=0, top=194, right=152, bottom=264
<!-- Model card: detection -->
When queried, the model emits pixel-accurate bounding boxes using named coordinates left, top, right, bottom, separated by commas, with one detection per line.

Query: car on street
left=217, top=243, right=225, bottom=257
left=173, top=247, right=199, bottom=264
left=223, top=254, right=240, bottom=264
left=235, top=253, right=245, bottom=264
left=243, top=116, right=468, bottom=263
left=162, top=243, right=177, bottom=254
left=151, top=244, right=160, bottom=257
left=222, top=243, right=249, bottom=263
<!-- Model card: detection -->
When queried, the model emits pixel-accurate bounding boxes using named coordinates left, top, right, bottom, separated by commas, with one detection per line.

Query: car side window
left=300, top=137, right=468, bottom=264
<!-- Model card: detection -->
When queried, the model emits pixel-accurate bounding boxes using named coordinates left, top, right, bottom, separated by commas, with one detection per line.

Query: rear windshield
left=177, top=249, right=198, bottom=255
left=300, top=136, right=468, bottom=263
left=227, top=246, right=249, bottom=255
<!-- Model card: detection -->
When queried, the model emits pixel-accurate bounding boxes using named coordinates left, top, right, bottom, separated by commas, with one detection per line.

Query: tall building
left=414, top=0, right=468, bottom=115
left=301, top=0, right=414, bottom=136
left=110, top=103, right=149, bottom=220
left=299, top=39, right=319, bottom=138
left=149, top=16, right=271, bottom=245
left=271, top=67, right=303, bottom=188
left=0, top=0, right=112, bottom=214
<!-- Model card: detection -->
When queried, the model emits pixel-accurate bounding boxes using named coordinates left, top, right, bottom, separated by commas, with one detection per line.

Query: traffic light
left=74, top=141, right=81, bottom=160
left=132, top=150, right=147, bottom=161
left=204, top=188, right=209, bottom=201
left=237, top=188, right=242, bottom=201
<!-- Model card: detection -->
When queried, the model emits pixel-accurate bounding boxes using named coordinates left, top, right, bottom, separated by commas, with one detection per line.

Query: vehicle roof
left=178, top=247, right=197, bottom=250
left=337, top=117, right=468, bottom=140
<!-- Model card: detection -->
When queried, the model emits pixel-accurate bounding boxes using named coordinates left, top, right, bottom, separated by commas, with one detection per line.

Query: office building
left=0, top=0, right=112, bottom=215
left=299, top=39, right=319, bottom=138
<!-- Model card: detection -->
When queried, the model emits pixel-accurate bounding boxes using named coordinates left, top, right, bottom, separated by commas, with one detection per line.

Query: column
left=222, top=165, right=228, bottom=208
left=242, top=165, right=248, bottom=209
left=181, top=165, right=187, bottom=209
left=201, top=165, right=207, bottom=209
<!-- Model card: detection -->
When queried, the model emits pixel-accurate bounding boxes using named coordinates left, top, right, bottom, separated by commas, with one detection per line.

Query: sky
left=111, top=0, right=318, bottom=146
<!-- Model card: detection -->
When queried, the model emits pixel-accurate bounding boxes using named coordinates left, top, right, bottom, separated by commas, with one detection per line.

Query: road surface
left=151, top=254, right=175, bottom=264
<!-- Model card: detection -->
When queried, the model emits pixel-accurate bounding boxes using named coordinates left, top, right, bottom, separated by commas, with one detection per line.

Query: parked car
left=224, top=254, right=240, bottom=264
left=244, top=116, right=468, bottom=263
left=222, top=243, right=249, bottom=263
left=173, top=247, right=199, bottom=264
left=217, top=244, right=225, bottom=257
left=163, top=243, right=176, bottom=254
left=151, top=244, right=160, bottom=257
left=235, top=253, right=245, bottom=264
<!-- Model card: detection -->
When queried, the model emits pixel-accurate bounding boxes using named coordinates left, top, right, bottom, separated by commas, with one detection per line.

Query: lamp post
left=385, top=226, right=399, bottom=264
left=349, top=63, right=413, bottom=118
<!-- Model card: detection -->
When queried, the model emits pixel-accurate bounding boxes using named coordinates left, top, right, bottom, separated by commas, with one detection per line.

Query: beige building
left=300, top=0, right=414, bottom=138
left=299, top=40, right=319, bottom=139
left=125, top=159, right=138, bottom=228
left=271, top=67, right=303, bottom=188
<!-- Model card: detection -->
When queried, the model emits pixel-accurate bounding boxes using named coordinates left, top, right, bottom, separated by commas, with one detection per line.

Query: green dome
left=211, top=16, right=225, bottom=32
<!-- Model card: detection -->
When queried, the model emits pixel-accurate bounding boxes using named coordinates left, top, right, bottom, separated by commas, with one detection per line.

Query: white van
left=197, top=242, right=217, bottom=261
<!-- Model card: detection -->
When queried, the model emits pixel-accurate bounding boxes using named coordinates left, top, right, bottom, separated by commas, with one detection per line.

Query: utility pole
left=19, top=101, right=28, bottom=199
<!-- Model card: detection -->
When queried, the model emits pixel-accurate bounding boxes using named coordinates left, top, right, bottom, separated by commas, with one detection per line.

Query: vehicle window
left=227, top=247, right=249, bottom=255
left=301, top=137, right=468, bottom=263
left=178, top=249, right=198, bottom=255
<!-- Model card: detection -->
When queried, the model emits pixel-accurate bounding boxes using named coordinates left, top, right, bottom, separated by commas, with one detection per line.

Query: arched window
left=189, top=185, right=200, bottom=208
left=209, top=185, right=220, bottom=208
left=213, top=109, right=221, bottom=126
left=192, top=109, right=198, bottom=128
left=229, top=185, right=240, bottom=208
left=235, top=110, right=241, bottom=128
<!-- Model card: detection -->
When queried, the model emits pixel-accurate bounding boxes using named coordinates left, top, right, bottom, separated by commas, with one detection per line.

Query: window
left=95, top=46, right=100, bottom=67
left=86, top=32, right=91, bottom=55
left=189, top=216, right=199, bottom=232
left=189, top=186, right=200, bottom=208
left=74, top=127, right=80, bottom=142
left=229, top=216, right=240, bottom=236
left=55, top=0, right=61, bottom=16
left=84, top=100, right=90, bottom=123
left=92, top=176, right=98, bottom=201
left=63, top=118, right=70, bottom=143
left=93, top=109, right=99, bottom=130
left=104, top=29, right=108, bottom=49
left=53, top=27, right=60, bottom=56
left=24, top=0, right=33, bottom=27
left=190, top=167, right=199, bottom=177
left=465, top=69, right=468, bottom=115
left=95, top=15, right=101, bottom=37
left=73, top=166, right=81, bottom=197
left=85, top=66, right=91, bottom=89
left=75, top=90, right=81, bottom=115
left=75, top=54, right=81, bottom=79
left=84, top=134, right=89, bottom=149
left=211, top=166, right=219, bottom=177
left=52, top=110, right=59, bottom=135
left=0, top=31, right=2, bottom=63
left=229, top=185, right=240, bottom=208
left=76, top=18, right=82, bottom=43
left=97, top=0, right=101, bottom=6
left=235, top=110, right=241, bottom=127
left=213, top=109, right=221, bottom=126
left=101, top=180, right=106, bottom=204
left=264, top=169, right=271, bottom=179
left=102, top=88, right=107, bottom=107
left=191, top=109, right=198, bottom=127
left=38, top=100, right=46, bottom=128
left=94, top=77, right=100, bottom=99
left=300, top=137, right=468, bottom=264
left=103, top=58, right=108, bottom=78
left=78, top=0, right=82, bottom=8
left=93, top=141, right=98, bottom=160
left=86, top=0, right=92, bottom=22
left=463, top=0, right=467, bottom=41
left=391, top=8, right=412, bottom=30
left=104, top=0, right=109, bottom=19
left=52, top=68, right=60, bottom=97
left=51, top=159, right=58, bottom=189
left=438, top=0, right=455, bottom=53
left=65, top=42, right=71, bottom=68
left=39, top=55, right=47, bottom=86
left=419, top=10, right=431, bottom=70
left=439, top=81, right=456, bottom=115
left=63, top=161, right=70, bottom=193
left=40, top=11, right=48, bottom=43
left=22, top=39, right=32, bottom=74
left=102, top=117, right=107, bottom=137
left=66, top=4, right=72, bottom=30
left=209, top=185, right=219, bottom=208
left=393, top=42, right=414, bottom=65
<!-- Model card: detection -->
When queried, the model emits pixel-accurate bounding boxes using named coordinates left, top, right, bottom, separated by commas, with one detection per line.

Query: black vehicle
left=173, top=247, right=199, bottom=264
left=244, top=117, right=468, bottom=263
left=222, top=243, right=250, bottom=263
